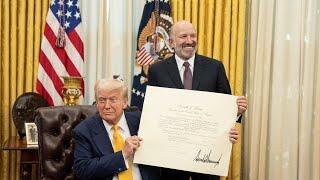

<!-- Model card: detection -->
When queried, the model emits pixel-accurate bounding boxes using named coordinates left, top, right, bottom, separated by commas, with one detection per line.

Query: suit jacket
left=72, top=111, right=160, bottom=180
left=148, top=54, right=231, bottom=94
left=148, top=54, right=231, bottom=180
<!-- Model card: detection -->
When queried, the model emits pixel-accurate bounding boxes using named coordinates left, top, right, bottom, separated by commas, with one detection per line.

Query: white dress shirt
left=175, top=54, right=195, bottom=83
left=102, top=113, right=142, bottom=180
left=175, top=54, right=241, bottom=120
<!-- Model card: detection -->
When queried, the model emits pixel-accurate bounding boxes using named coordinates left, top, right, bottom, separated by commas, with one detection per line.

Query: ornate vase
left=62, top=76, right=83, bottom=106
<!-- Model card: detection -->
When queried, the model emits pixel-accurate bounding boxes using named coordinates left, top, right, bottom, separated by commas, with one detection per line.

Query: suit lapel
left=165, top=57, right=184, bottom=89
left=125, top=112, right=139, bottom=136
left=93, top=113, right=150, bottom=179
left=92, top=113, right=140, bottom=155
left=192, top=54, right=203, bottom=90
left=91, top=115, right=114, bottom=155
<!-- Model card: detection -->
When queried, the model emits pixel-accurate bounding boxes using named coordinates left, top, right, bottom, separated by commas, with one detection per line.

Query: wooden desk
left=2, top=136, right=39, bottom=180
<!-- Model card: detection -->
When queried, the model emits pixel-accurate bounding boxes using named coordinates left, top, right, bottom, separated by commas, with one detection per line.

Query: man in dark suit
left=73, top=78, right=160, bottom=180
left=148, top=20, right=247, bottom=180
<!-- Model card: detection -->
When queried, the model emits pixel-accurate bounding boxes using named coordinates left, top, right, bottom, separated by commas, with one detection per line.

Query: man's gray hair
left=94, top=78, right=128, bottom=101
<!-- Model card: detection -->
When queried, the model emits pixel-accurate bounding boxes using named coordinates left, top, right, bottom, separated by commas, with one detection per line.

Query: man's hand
left=122, top=136, right=142, bottom=159
left=229, top=127, right=239, bottom=144
left=237, top=96, right=247, bottom=115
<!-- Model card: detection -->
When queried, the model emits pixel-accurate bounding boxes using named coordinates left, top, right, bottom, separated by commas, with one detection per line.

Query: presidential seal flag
left=131, top=0, right=173, bottom=110
left=36, top=0, right=84, bottom=106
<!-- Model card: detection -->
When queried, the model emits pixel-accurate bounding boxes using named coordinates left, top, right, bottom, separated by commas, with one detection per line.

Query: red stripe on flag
left=137, top=50, right=148, bottom=60
left=140, top=57, right=153, bottom=65
left=137, top=48, right=147, bottom=55
left=44, top=23, right=82, bottom=77
left=68, top=30, right=84, bottom=60
left=139, top=52, right=150, bottom=61
left=36, top=79, right=54, bottom=106
left=137, top=49, right=152, bottom=64
left=137, top=50, right=153, bottom=65
left=137, top=48, right=147, bottom=57
left=39, top=51, right=64, bottom=98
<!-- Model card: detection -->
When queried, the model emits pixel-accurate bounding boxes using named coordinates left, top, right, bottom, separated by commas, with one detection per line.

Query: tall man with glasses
left=73, top=78, right=160, bottom=180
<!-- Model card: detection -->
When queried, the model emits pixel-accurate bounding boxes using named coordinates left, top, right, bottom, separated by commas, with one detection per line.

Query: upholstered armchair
left=35, top=105, right=97, bottom=180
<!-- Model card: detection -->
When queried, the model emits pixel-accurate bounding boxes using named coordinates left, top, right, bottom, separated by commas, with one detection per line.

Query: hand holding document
left=133, top=86, right=238, bottom=176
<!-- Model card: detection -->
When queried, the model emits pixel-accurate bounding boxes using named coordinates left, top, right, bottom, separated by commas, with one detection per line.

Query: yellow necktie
left=112, top=124, right=133, bottom=180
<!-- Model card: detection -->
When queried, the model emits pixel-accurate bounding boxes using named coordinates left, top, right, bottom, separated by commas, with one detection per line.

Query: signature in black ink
left=193, top=149, right=222, bottom=167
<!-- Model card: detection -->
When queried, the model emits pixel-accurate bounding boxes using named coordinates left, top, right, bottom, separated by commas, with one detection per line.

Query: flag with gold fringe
left=130, top=0, right=173, bottom=110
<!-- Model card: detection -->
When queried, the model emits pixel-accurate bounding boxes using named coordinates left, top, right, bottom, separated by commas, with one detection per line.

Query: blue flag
left=131, top=0, right=173, bottom=110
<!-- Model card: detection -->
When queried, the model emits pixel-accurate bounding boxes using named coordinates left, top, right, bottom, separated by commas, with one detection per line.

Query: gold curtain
left=0, top=0, right=50, bottom=179
left=170, top=0, right=246, bottom=179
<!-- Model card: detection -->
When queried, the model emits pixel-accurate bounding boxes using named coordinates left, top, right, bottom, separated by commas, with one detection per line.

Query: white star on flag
left=136, top=91, right=141, bottom=96
left=64, top=21, right=70, bottom=28
left=66, top=11, right=72, bottom=18
left=56, top=10, right=62, bottom=17
left=67, top=0, right=73, bottom=7
left=51, top=0, right=55, bottom=6
left=58, top=0, right=64, bottom=6
left=74, top=11, right=80, bottom=19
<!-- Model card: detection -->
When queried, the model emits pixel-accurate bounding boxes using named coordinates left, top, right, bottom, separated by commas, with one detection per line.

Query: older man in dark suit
left=148, top=20, right=247, bottom=180
left=73, top=78, right=160, bottom=180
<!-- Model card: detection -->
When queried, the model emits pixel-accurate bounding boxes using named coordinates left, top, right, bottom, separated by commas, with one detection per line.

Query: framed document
left=133, top=86, right=238, bottom=176
left=25, top=123, right=38, bottom=146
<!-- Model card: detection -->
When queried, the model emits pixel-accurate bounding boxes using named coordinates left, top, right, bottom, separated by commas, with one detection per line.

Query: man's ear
left=169, top=39, right=175, bottom=50
left=122, top=100, right=128, bottom=109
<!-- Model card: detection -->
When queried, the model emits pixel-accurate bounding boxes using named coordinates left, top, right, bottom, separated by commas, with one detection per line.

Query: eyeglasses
left=97, top=97, right=120, bottom=104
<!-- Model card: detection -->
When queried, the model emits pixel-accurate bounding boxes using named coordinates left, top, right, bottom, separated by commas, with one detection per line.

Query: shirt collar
left=175, top=54, right=195, bottom=70
left=102, top=112, right=126, bottom=132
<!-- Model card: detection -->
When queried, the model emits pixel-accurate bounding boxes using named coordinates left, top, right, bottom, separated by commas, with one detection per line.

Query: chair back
left=35, top=105, right=97, bottom=180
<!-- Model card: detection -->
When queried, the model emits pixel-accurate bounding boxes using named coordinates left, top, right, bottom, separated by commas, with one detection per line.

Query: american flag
left=136, top=46, right=153, bottom=66
left=36, top=0, right=84, bottom=106
left=131, top=0, right=173, bottom=110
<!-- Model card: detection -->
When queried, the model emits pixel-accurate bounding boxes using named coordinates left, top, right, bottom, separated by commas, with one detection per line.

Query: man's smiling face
left=170, top=21, right=197, bottom=60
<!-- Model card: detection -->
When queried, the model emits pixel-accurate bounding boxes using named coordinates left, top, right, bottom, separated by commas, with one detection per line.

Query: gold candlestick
left=62, top=76, right=83, bottom=106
